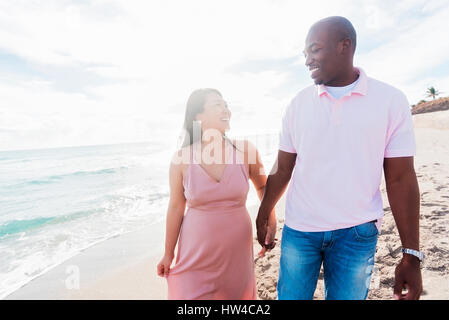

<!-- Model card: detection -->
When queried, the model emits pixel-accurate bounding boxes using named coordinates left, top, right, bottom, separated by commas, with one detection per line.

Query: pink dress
left=166, top=146, right=257, bottom=300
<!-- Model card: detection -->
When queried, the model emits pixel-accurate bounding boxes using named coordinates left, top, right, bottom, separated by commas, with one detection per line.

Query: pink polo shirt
left=279, top=67, right=416, bottom=232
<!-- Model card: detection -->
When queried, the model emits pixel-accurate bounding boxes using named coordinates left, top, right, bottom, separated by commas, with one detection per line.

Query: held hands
left=256, top=209, right=278, bottom=258
left=393, top=255, right=423, bottom=300
left=157, top=252, right=174, bottom=278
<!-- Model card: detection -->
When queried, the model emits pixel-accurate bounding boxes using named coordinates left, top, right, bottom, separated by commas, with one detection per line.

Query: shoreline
left=4, top=219, right=167, bottom=299
left=4, top=199, right=285, bottom=300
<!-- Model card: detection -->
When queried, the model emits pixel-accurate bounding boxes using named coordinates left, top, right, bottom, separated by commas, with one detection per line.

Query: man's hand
left=266, top=211, right=277, bottom=248
left=393, top=255, right=423, bottom=300
left=257, top=211, right=278, bottom=257
left=384, top=156, right=421, bottom=300
left=256, top=207, right=270, bottom=248
left=256, top=150, right=296, bottom=249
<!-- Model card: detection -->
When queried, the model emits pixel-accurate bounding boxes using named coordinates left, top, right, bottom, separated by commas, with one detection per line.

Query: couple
left=157, top=16, right=423, bottom=300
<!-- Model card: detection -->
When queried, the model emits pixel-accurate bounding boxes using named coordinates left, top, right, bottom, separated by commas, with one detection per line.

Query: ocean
left=0, top=133, right=278, bottom=299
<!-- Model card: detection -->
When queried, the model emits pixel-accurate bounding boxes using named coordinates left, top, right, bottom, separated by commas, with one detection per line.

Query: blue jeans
left=277, top=221, right=378, bottom=300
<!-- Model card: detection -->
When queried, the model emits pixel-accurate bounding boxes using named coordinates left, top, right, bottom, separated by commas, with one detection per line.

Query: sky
left=1, top=0, right=449, bottom=151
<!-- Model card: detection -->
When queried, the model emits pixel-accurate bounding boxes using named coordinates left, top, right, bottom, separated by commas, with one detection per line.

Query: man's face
left=303, top=27, right=341, bottom=86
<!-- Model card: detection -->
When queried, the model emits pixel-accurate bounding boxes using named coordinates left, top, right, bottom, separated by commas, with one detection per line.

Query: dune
left=411, top=97, right=449, bottom=115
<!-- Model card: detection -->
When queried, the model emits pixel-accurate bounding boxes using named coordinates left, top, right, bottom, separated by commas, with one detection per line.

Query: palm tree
left=426, top=87, right=440, bottom=100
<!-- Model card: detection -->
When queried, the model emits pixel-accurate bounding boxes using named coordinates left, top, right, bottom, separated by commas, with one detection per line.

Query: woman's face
left=195, top=92, right=231, bottom=134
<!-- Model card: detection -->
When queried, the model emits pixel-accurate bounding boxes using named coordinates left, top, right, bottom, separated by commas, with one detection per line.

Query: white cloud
left=356, top=1, right=449, bottom=102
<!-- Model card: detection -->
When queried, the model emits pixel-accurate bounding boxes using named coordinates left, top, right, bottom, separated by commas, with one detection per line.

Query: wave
left=0, top=217, right=55, bottom=237
left=0, top=209, right=103, bottom=238
left=70, top=167, right=127, bottom=176
left=44, top=166, right=128, bottom=181
left=9, top=166, right=129, bottom=188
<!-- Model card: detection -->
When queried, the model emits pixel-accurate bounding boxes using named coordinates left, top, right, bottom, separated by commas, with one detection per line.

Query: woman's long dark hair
left=181, top=88, right=230, bottom=147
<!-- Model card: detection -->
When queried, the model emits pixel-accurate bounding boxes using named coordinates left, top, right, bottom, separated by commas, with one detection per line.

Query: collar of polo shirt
left=317, top=67, right=368, bottom=97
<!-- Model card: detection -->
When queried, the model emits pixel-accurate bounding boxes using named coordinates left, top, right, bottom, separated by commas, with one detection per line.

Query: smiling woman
left=156, top=88, right=277, bottom=300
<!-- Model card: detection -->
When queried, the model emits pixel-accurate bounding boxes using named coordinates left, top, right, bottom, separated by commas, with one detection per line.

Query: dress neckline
left=192, top=146, right=234, bottom=184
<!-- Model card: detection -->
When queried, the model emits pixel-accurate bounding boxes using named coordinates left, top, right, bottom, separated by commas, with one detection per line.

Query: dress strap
left=230, top=142, right=249, bottom=180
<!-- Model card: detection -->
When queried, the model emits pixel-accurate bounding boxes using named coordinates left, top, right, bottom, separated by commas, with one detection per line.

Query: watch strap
left=402, top=248, right=424, bottom=262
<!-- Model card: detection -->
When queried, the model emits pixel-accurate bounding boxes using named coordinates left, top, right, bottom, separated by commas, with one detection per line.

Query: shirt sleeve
left=278, top=101, right=297, bottom=154
left=384, top=91, right=416, bottom=158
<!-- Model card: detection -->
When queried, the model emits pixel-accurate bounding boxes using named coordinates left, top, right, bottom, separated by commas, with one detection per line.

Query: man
left=256, top=16, right=423, bottom=300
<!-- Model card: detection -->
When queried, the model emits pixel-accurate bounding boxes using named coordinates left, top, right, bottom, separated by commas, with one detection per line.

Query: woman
left=157, top=88, right=277, bottom=300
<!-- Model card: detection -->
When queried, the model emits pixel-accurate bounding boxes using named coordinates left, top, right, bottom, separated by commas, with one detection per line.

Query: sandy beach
left=5, top=110, right=449, bottom=300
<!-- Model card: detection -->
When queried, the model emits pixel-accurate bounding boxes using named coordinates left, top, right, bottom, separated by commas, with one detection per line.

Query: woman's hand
left=157, top=252, right=174, bottom=277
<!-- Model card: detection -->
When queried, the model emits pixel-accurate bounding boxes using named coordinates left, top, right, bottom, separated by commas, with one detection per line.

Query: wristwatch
left=402, top=248, right=425, bottom=263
